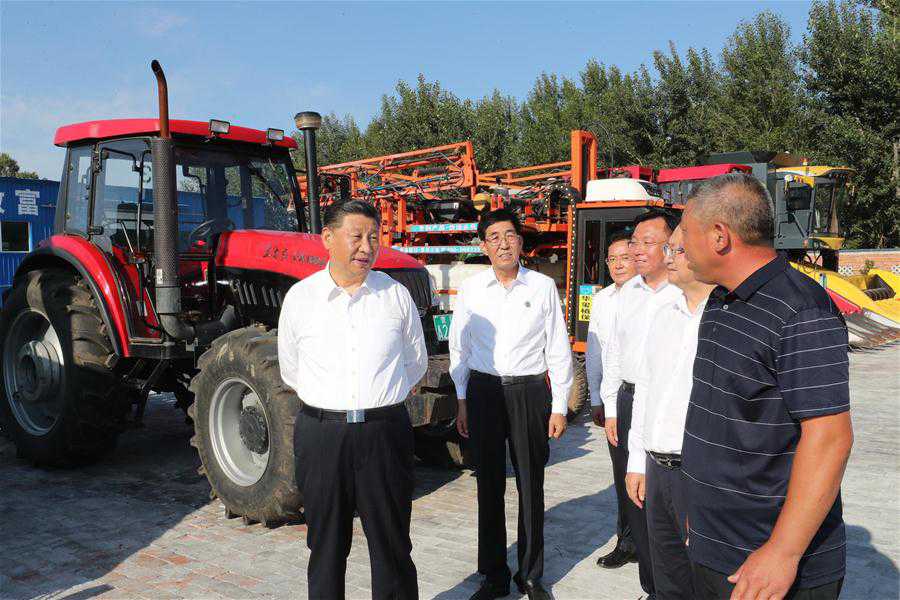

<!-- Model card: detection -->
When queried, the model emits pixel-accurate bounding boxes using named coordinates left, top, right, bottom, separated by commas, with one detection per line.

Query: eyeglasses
left=484, top=232, right=520, bottom=247
left=628, top=238, right=665, bottom=249
left=606, top=255, right=634, bottom=265
left=663, top=244, right=686, bottom=259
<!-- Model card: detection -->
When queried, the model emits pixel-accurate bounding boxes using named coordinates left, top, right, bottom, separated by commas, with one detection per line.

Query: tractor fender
left=11, top=235, right=129, bottom=357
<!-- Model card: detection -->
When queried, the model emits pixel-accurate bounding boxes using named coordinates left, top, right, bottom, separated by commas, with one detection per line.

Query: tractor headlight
left=209, top=119, right=231, bottom=136
left=266, top=128, right=285, bottom=143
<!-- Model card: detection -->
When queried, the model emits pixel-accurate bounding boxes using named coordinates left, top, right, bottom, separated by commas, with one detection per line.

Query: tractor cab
left=50, top=119, right=308, bottom=352
left=702, top=152, right=853, bottom=270
left=773, top=165, right=852, bottom=256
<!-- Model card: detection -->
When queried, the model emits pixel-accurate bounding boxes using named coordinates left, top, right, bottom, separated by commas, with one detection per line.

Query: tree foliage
left=0, top=153, right=40, bottom=179
left=293, top=0, right=899, bottom=246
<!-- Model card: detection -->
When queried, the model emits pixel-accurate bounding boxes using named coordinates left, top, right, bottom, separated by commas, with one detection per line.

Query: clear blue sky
left=1, top=1, right=813, bottom=179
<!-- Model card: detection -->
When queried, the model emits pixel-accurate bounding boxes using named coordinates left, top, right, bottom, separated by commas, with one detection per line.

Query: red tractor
left=0, top=62, right=457, bottom=525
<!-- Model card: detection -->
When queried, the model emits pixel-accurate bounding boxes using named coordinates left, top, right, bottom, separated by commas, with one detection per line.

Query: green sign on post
left=432, top=314, right=453, bottom=341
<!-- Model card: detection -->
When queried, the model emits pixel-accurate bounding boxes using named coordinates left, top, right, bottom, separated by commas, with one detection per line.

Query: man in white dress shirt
left=625, top=225, right=715, bottom=600
left=450, top=208, right=573, bottom=600
left=601, top=208, right=683, bottom=599
left=278, top=200, right=428, bottom=600
left=586, top=229, right=638, bottom=568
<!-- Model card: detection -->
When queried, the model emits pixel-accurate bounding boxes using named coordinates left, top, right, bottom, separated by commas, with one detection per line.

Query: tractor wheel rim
left=3, top=309, right=65, bottom=436
left=209, top=377, right=270, bottom=486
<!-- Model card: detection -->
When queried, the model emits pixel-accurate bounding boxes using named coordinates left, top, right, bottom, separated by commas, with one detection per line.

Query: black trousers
left=692, top=563, right=844, bottom=600
left=294, top=404, right=418, bottom=600
left=608, top=383, right=655, bottom=595
left=645, top=455, right=692, bottom=600
left=468, top=373, right=551, bottom=585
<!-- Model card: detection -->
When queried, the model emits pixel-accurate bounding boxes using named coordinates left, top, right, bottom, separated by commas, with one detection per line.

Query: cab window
left=93, top=139, right=154, bottom=251
left=63, top=145, right=94, bottom=235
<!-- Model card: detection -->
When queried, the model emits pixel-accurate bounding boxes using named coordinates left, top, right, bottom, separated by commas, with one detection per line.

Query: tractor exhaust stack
left=295, top=111, right=323, bottom=234
left=149, top=60, right=238, bottom=344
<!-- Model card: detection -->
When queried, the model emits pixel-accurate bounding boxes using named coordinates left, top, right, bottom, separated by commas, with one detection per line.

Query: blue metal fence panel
left=0, top=177, right=59, bottom=303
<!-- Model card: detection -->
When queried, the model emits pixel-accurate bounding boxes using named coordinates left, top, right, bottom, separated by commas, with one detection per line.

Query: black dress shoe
left=596, top=543, right=638, bottom=568
left=513, top=574, right=553, bottom=600
left=469, top=580, right=510, bottom=600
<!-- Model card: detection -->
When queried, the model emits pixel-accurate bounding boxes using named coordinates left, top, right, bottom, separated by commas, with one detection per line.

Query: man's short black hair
left=322, top=200, right=381, bottom=229
left=608, top=228, right=632, bottom=248
left=633, top=207, right=680, bottom=235
left=477, top=208, right=522, bottom=240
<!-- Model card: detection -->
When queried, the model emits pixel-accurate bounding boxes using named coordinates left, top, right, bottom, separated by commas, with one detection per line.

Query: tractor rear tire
left=566, top=356, right=588, bottom=422
left=0, top=268, right=124, bottom=466
left=189, top=326, right=302, bottom=525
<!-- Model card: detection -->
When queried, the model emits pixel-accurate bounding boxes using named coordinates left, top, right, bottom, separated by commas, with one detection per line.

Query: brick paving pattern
left=1, top=346, right=897, bottom=599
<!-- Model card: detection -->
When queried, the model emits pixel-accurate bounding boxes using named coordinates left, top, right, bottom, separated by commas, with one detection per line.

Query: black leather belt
left=470, top=370, right=547, bottom=386
left=300, top=402, right=405, bottom=424
left=621, top=381, right=635, bottom=393
left=648, top=451, right=682, bottom=468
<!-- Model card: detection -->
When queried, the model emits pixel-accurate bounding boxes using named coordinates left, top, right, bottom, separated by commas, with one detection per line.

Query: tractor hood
left=214, top=230, right=423, bottom=280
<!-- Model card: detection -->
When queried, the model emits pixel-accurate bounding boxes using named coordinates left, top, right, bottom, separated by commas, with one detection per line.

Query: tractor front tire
left=0, top=268, right=124, bottom=466
left=189, top=326, right=302, bottom=525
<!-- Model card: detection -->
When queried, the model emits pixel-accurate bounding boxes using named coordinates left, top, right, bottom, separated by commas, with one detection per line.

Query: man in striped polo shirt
left=680, top=173, right=853, bottom=600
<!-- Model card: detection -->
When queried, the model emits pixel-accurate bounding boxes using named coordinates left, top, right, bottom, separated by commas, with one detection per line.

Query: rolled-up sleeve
left=778, top=307, right=850, bottom=419
left=545, top=282, right=574, bottom=415
left=448, top=284, right=471, bottom=400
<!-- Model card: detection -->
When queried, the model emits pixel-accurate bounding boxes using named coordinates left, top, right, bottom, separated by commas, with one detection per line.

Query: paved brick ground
left=1, top=346, right=897, bottom=600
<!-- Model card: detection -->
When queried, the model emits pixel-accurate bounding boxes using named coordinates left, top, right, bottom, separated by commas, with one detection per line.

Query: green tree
left=720, top=11, right=805, bottom=152
left=801, top=0, right=900, bottom=246
left=0, top=153, right=40, bottom=179
left=580, top=60, right=658, bottom=167
left=471, top=90, right=521, bottom=172
left=518, top=73, right=584, bottom=165
left=650, top=44, right=727, bottom=166
left=363, top=75, right=475, bottom=156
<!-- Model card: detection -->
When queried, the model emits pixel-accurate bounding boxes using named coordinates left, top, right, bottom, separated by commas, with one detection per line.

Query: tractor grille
left=231, top=279, right=284, bottom=309
left=382, top=268, right=432, bottom=314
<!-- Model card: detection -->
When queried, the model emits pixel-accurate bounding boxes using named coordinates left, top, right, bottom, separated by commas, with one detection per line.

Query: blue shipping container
left=0, top=177, right=59, bottom=304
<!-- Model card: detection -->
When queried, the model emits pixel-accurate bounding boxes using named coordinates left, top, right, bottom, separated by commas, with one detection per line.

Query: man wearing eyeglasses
left=450, top=208, right=573, bottom=600
left=586, top=229, right=637, bottom=567
left=624, top=225, right=715, bottom=599
left=599, top=208, right=682, bottom=598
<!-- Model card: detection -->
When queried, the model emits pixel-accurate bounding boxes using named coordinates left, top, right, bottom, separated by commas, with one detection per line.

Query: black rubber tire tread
left=189, top=326, right=302, bottom=524
left=566, top=356, right=588, bottom=422
left=0, top=268, right=124, bottom=466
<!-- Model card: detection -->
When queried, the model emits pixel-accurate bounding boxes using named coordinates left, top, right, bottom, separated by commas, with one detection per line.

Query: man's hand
left=548, top=413, right=567, bottom=439
left=604, top=417, right=618, bottom=446
left=727, top=541, right=800, bottom=600
left=456, top=399, right=469, bottom=438
left=591, top=405, right=605, bottom=427
left=625, top=472, right=645, bottom=509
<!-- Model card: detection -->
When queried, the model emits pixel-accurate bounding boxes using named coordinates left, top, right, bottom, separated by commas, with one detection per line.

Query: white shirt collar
left=673, top=291, right=708, bottom=317
left=627, top=274, right=669, bottom=294
left=318, top=263, right=374, bottom=301
left=485, top=265, right=528, bottom=289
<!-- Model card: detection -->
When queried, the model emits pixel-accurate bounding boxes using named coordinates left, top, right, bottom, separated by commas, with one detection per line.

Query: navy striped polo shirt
left=682, top=254, right=849, bottom=588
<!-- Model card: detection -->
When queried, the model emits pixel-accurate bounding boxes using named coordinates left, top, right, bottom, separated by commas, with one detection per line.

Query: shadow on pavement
left=842, top=524, right=898, bottom=598
left=433, top=485, right=617, bottom=599
left=0, top=394, right=210, bottom=599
